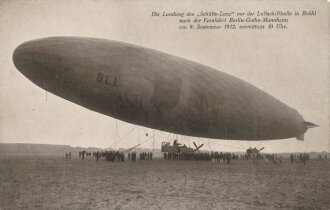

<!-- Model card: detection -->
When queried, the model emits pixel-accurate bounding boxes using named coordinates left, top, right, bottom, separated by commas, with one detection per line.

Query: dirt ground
left=0, top=156, right=329, bottom=210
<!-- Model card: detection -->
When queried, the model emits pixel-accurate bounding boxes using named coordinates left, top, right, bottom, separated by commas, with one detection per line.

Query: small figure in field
left=96, top=151, right=100, bottom=162
left=290, top=154, right=294, bottom=163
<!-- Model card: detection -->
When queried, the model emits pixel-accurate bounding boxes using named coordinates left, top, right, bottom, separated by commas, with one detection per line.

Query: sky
left=0, top=0, right=329, bottom=153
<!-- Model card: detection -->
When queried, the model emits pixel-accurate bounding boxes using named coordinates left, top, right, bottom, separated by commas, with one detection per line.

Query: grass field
left=0, top=156, right=329, bottom=209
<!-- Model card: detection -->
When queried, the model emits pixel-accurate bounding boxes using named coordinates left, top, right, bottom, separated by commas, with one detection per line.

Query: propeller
left=258, top=147, right=265, bottom=152
left=193, top=142, right=204, bottom=152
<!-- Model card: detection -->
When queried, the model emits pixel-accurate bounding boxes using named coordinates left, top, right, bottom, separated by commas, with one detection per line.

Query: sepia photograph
left=0, top=0, right=329, bottom=209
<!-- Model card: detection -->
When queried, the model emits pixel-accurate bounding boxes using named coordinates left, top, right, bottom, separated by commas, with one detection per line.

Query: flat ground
left=0, top=156, right=329, bottom=210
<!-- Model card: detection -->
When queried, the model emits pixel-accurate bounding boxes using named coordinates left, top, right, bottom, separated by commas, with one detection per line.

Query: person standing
left=96, top=151, right=100, bottom=162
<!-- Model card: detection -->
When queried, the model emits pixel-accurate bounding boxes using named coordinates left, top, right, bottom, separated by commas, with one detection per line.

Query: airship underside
left=12, top=37, right=316, bottom=140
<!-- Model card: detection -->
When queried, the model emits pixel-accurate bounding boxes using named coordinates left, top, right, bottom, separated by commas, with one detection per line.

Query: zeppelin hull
left=13, top=37, right=308, bottom=140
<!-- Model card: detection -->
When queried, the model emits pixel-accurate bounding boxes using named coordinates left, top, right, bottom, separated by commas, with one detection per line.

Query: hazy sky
left=0, top=0, right=329, bottom=152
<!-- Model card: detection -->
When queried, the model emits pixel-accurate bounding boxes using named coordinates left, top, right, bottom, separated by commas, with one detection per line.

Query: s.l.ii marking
left=97, top=73, right=118, bottom=87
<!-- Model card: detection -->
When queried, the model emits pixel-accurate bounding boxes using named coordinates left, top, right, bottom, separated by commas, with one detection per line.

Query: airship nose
left=12, top=38, right=91, bottom=100
left=13, top=40, right=41, bottom=79
left=13, top=42, right=29, bottom=74
left=13, top=40, right=58, bottom=89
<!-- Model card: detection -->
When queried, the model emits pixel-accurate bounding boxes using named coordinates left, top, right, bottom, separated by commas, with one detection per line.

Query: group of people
left=65, top=152, right=72, bottom=159
left=78, top=151, right=92, bottom=160
left=78, top=150, right=124, bottom=161
left=73, top=150, right=324, bottom=165
left=77, top=150, right=154, bottom=162
left=128, top=151, right=137, bottom=161
left=163, top=151, right=238, bottom=163
left=317, top=154, right=328, bottom=159
left=290, top=153, right=310, bottom=165
left=103, top=151, right=125, bottom=162
left=161, top=151, right=311, bottom=165
left=138, top=152, right=153, bottom=160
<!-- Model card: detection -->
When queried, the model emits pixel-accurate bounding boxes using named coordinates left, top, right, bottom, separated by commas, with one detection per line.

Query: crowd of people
left=70, top=150, right=326, bottom=165
left=137, top=152, right=153, bottom=160
left=76, top=150, right=154, bottom=162
left=290, top=153, right=310, bottom=165
left=78, top=151, right=92, bottom=160
left=161, top=151, right=314, bottom=165
left=163, top=151, right=239, bottom=163
left=127, top=151, right=137, bottom=161
left=77, top=150, right=125, bottom=161
left=103, top=151, right=125, bottom=162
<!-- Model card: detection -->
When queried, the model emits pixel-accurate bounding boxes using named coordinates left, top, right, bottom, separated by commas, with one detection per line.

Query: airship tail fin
left=296, top=122, right=318, bottom=140
left=303, top=121, right=319, bottom=128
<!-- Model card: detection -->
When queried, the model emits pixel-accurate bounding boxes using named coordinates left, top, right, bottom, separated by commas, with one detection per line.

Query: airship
left=12, top=37, right=316, bottom=141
